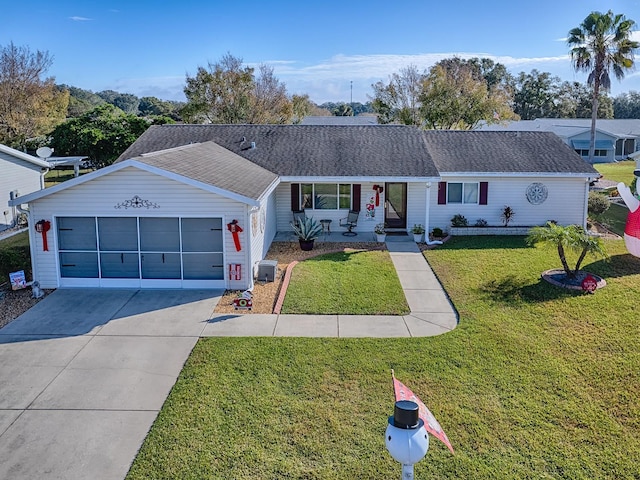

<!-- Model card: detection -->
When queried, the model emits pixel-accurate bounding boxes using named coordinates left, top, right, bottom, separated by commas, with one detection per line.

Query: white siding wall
left=248, top=190, right=278, bottom=283
left=429, top=176, right=590, bottom=233
left=1, top=154, right=43, bottom=229
left=29, top=167, right=250, bottom=289
left=406, top=183, right=428, bottom=232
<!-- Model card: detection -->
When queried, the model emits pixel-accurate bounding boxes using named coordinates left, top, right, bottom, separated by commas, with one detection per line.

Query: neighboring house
left=9, top=125, right=597, bottom=291
left=479, top=118, right=640, bottom=163
left=0, top=144, right=49, bottom=231
left=300, top=115, right=379, bottom=125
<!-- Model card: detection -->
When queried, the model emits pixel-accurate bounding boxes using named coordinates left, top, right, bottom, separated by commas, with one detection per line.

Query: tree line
left=1, top=10, right=638, bottom=168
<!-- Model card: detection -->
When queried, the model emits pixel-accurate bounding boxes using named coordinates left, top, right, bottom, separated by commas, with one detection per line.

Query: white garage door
left=56, top=216, right=225, bottom=288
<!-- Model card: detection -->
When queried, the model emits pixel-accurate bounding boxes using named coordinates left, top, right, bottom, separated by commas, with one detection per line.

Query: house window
left=301, top=183, right=352, bottom=210
left=447, top=182, right=478, bottom=204
left=575, top=149, right=607, bottom=157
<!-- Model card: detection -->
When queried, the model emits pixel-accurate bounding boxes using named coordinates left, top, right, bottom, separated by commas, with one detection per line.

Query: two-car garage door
left=56, top=216, right=225, bottom=288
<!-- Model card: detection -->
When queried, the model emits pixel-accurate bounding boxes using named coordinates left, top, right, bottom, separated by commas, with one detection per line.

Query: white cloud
left=69, top=16, right=91, bottom=21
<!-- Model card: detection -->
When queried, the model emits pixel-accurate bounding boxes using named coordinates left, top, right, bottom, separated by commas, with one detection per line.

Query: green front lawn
left=127, top=236, right=640, bottom=479
left=0, top=231, right=31, bottom=283
left=594, top=160, right=635, bottom=185
left=281, top=250, right=409, bottom=315
left=593, top=202, right=628, bottom=237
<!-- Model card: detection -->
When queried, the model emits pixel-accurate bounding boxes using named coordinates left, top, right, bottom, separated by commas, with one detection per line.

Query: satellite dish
left=36, top=147, right=53, bottom=159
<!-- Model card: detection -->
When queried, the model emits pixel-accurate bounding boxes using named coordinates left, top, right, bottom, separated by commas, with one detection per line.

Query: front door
left=384, top=183, right=407, bottom=229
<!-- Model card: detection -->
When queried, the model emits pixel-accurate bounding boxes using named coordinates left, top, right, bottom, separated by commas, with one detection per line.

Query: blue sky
left=4, top=0, right=640, bottom=104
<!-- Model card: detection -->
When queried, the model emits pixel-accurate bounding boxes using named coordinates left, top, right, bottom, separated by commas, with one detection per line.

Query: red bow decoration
left=227, top=220, right=243, bottom=252
left=35, top=220, right=51, bottom=251
left=372, top=185, right=384, bottom=206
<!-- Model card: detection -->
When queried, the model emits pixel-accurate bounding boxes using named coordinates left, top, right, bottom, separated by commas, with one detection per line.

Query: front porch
left=273, top=230, right=413, bottom=243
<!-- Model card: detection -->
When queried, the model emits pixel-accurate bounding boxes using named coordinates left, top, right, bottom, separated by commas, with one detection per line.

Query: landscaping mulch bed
left=213, top=241, right=385, bottom=314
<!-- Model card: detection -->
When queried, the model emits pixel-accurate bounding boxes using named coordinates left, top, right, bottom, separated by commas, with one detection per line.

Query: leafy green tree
left=291, top=94, right=314, bottom=124
left=555, top=81, right=613, bottom=118
left=60, top=85, right=106, bottom=117
left=332, top=103, right=353, bottom=116
left=371, top=65, right=424, bottom=125
left=248, top=64, right=292, bottom=123
left=49, top=104, right=150, bottom=168
left=613, top=91, right=640, bottom=118
left=526, top=222, right=607, bottom=279
left=512, top=70, right=561, bottom=119
left=568, top=10, right=639, bottom=162
left=96, top=90, right=140, bottom=114
left=183, top=53, right=294, bottom=124
left=419, top=61, right=515, bottom=129
left=0, top=42, right=69, bottom=149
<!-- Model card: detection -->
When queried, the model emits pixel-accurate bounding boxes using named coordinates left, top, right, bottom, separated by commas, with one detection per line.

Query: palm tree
left=567, top=10, right=639, bottom=163
left=526, top=222, right=608, bottom=279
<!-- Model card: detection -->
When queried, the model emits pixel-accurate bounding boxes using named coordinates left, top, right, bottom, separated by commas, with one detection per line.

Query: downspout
left=424, top=182, right=443, bottom=246
left=16, top=202, right=38, bottom=284
left=583, top=177, right=590, bottom=230
left=40, top=167, right=49, bottom=190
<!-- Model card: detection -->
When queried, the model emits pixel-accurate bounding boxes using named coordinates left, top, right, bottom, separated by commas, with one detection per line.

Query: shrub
left=451, top=214, right=468, bottom=227
left=431, top=227, right=444, bottom=237
left=411, top=224, right=425, bottom=234
left=501, top=206, right=515, bottom=226
left=588, top=191, right=610, bottom=216
left=474, top=218, right=488, bottom=227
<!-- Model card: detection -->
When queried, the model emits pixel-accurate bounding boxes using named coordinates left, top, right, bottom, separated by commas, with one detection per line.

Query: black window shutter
left=352, top=184, right=361, bottom=211
left=479, top=182, right=488, bottom=205
left=291, top=184, right=300, bottom=210
left=437, top=182, right=447, bottom=205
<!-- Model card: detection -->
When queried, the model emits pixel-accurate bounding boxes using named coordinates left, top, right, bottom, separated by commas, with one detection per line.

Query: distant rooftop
left=479, top=118, right=640, bottom=139
left=300, top=115, right=379, bottom=125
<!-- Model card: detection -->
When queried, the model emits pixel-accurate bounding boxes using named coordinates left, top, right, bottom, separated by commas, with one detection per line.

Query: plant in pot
left=411, top=224, right=425, bottom=242
left=292, top=217, right=323, bottom=251
left=374, top=223, right=387, bottom=242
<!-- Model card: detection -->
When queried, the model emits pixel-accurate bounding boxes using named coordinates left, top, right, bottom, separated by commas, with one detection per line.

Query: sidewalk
left=202, top=238, right=458, bottom=337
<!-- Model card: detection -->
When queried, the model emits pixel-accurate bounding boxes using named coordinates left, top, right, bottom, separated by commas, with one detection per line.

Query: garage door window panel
left=181, top=218, right=223, bottom=252
left=59, top=252, right=99, bottom=278
left=100, top=252, right=140, bottom=278
left=183, top=253, right=224, bottom=279
left=58, top=217, right=97, bottom=251
left=139, top=218, right=180, bottom=252
left=98, top=217, right=138, bottom=251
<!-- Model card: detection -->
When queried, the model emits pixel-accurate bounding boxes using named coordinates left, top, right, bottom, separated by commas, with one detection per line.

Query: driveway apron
left=0, top=288, right=222, bottom=480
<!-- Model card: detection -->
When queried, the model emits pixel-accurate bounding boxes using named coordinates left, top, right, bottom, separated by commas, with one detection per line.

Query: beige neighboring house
left=0, top=144, right=49, bottom=231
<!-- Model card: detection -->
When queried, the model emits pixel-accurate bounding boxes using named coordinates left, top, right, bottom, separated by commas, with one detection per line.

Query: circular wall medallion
left=526, top=182, right=548, bottom=205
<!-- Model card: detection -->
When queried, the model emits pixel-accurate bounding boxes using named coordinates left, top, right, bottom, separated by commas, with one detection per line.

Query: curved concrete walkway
left=203, top=239, right=458, bottom=337
left=0, top=238, right=456, bottom=479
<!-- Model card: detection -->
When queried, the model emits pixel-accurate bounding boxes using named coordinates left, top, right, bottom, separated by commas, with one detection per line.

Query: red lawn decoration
left=581, top=274, right=598, bottom=293
left=227, top=219, right=243, bottom=251
left=372, top=185, right=384, bottom=206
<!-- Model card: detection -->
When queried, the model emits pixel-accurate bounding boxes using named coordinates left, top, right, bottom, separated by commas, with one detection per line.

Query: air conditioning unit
left=256, top=260, right=277, bottom=282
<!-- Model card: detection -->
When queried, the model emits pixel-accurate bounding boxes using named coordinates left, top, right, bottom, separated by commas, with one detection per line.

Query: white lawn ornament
left=617, top=182, right=640, bottom=257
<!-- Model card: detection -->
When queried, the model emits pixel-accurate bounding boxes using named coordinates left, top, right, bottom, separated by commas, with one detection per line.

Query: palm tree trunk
left=589, top=80, right=599, bottom=164
left=558, top=245, right=574, bottom=278
left=575, top=247, right=588, bottom=274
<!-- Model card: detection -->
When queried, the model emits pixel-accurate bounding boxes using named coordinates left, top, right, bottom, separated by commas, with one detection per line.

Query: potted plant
left=291, top=217, right=323, bottom=251
left=374, top=223, right=387, bottom=242
left=411, top=224, right=425, bottom=242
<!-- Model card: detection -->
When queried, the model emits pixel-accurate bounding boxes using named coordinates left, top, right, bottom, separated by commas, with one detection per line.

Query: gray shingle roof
left=118, top=124, right=440, bottom=177
left=130, top=141, right=278, bottom=201
left=423, top=130, right=598, bottom=174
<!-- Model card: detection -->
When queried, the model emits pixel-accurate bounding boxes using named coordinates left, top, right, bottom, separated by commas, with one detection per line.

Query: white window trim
left=301, top=183, right=352, bottom=210
left=447, top=181, right=479, bottom=205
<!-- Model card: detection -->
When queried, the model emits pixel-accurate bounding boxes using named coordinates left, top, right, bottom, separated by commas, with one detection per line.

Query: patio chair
left=339, top=210, right=359, bottom=236
left=291, top=210, right=306, bottom=227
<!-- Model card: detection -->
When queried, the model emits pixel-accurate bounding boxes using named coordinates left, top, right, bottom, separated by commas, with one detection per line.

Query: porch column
left=424, top=182, right=431, bottom=237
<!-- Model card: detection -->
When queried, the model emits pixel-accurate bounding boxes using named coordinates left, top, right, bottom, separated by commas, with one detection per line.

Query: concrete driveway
left=0, top=288, right=222, bottom=480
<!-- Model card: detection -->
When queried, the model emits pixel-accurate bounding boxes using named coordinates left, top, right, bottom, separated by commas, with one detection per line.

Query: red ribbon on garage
left=35, top=220, right=51, bottom=251
left=227, top=220, right=243, bottom=252
left=372, top=185, right=384, bottom=206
